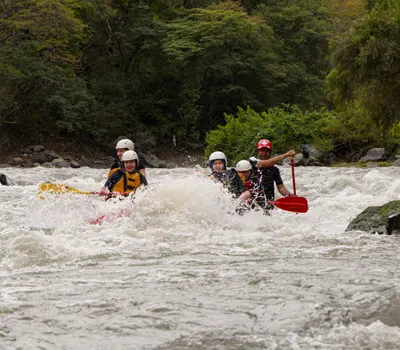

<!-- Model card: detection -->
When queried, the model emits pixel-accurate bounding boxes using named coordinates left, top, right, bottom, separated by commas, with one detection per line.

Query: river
left=0, top=165, right=400, bottom=349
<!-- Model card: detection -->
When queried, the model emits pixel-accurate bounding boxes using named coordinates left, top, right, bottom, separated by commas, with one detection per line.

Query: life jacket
left=108, top=167, right=121, bottom=179
left=238, top=171, right=253, bottom=191
left=112, top=170, right=144, bottom=194
left=244, top=180, right=253, bottom=191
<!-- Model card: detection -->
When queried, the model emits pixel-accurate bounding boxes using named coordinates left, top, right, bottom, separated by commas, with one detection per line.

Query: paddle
left=39, top=183, right=100, bottom=195
left=38, top=183, right=126, bottom=197
left=291, top=158, right=297, bottom=196
left=268, top=196, right=308, bottom=213
left=88, top=209, right=130, bottom=225
left=268, top=158, right=309, bottom=213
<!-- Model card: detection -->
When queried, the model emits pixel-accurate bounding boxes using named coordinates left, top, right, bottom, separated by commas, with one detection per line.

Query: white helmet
left=121, top=150, right=139, bottom=164
left=236, top=160, right=252, bottom=172
left=116, top=139, right=134, bottom=151
left=208, top=151, right=227, bottom=168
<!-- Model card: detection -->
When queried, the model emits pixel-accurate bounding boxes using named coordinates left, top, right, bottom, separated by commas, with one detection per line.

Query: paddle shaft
left=291, top=158, right=296, bottom=196
left=265, top=158, right=309, bottom=213
left=39, top=183, right=126, bottom=197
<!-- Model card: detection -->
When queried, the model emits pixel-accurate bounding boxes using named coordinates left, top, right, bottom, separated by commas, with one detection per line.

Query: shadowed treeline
left=0, top=0, right=399, bottom=157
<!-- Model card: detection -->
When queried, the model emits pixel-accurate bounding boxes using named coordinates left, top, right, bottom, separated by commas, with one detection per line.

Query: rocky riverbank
left=1, top=139, right=399, bottom=169
left=0, top=142, right=205, bottom=169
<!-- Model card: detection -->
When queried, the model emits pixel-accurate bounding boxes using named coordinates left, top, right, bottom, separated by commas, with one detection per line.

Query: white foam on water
left=0, top=165, right=399, bottom=349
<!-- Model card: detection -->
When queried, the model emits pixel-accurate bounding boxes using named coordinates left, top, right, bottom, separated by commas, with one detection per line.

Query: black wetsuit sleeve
left=248, top=157, right=258, bottom=171
left=104, top=171, right=123, bottom=191
left=227, top=169, right=245, bottom=198
left=138, top=154, right=146, bottom=170
left=273, top=166, right=283, bottom=185
left=139, top=173, right=148, bottom=186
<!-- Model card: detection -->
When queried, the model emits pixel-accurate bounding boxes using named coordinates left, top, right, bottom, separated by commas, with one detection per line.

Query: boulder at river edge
left=12, top=145, right=81, bottom=168
left=346, top=200, right=400, bottom=235
left=0, top=173, right=10, bottom=186
left=360, top=148, right=386, bottom=162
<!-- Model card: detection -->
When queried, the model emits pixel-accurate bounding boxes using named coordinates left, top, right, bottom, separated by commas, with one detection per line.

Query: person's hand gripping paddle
left=268, top=158, right=308, bottom=213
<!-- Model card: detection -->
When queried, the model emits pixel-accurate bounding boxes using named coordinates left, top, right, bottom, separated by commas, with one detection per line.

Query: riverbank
left=1, top=140, right=399, bottom=169
left=0, top=142, right=205, bottom=169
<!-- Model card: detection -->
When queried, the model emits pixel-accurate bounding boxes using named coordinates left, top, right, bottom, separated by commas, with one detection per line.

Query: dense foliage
left=0, top=0, right=399, bottom=157
left=205, top=106, right=337, bottom=164
left=327, top=0, right=400, bottom=152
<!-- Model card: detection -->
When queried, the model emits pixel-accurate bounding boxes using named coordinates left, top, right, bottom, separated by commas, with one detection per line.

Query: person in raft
left=109, top=139, right=146, bottom=178
left=237, top=139, right=296, bottom=214
left=100, top=150, right=147, bottom=196
left=235, top=160, right=254, bottom=193
left=208, top=151, right=244, bottom=198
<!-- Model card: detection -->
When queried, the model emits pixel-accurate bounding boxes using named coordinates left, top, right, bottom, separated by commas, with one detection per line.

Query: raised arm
left=257, top=150, right=296, bottom=168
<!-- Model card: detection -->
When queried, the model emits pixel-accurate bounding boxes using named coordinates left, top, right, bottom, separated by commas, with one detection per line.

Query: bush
left=389, top=122, right=400, bottom=154
left=205, top=105, right=336, bottom=165
left=205, top=104, right=400, bottom=165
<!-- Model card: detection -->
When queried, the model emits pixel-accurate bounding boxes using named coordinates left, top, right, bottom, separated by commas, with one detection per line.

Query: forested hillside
left=0, top=0, right=399, bottom=157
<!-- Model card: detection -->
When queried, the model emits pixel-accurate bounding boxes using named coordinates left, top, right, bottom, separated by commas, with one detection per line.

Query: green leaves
left=162, top=4, right=286, bottom=137
left=205, top=105, right=335, bottom=165
left=252, top=0, right=332, bottom=109
left=327, top=0, right=400, bottom=132
left=0, top=0, right=98, bottom=139
left=0, top=0, right=87, bottom=65
left=1, top=0, right=397, bottom=157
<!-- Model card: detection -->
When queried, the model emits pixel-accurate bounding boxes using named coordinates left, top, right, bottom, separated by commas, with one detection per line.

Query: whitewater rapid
left=0, top=165, right=400, bottom=349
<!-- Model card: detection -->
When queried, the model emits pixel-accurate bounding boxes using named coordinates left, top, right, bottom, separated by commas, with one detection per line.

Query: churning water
left=0, top=165, right=400, bottom=349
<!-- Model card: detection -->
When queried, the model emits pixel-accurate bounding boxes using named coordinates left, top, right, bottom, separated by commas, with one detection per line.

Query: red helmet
left=257, top=139, right=272, bottom=151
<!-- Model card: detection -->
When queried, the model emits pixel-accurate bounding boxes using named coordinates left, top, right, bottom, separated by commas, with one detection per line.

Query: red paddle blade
left=269, top=196, right=308, bottom=213
left=88, top=215, right=106, bottom=225
left=88, top=209, right=130, bottom=225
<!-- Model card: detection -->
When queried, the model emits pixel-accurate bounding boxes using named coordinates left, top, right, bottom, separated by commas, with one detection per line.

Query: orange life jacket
left=108, top=167, right=120, bottom=179
left=112, top=170, right=143, bottom=194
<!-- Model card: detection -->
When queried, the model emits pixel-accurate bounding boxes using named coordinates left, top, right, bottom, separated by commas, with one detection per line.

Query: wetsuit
left=248, top=157, right=283, bottom=211
left=211, top=168, right=245, bottom=198
left=104, top=169, right=148, bottom=194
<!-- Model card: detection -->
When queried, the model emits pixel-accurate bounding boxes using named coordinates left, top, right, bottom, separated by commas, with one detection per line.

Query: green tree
left=328, top=0, right=367, bottom=35
left=327, top=0, right=400, bottom=133
left=163, top=2, right=285, bottom=138
left=0, top=0, right=97, bottom=139
left=82, top=0, right=183, bottom=139
left=253, top=0, right=332, bottom=108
